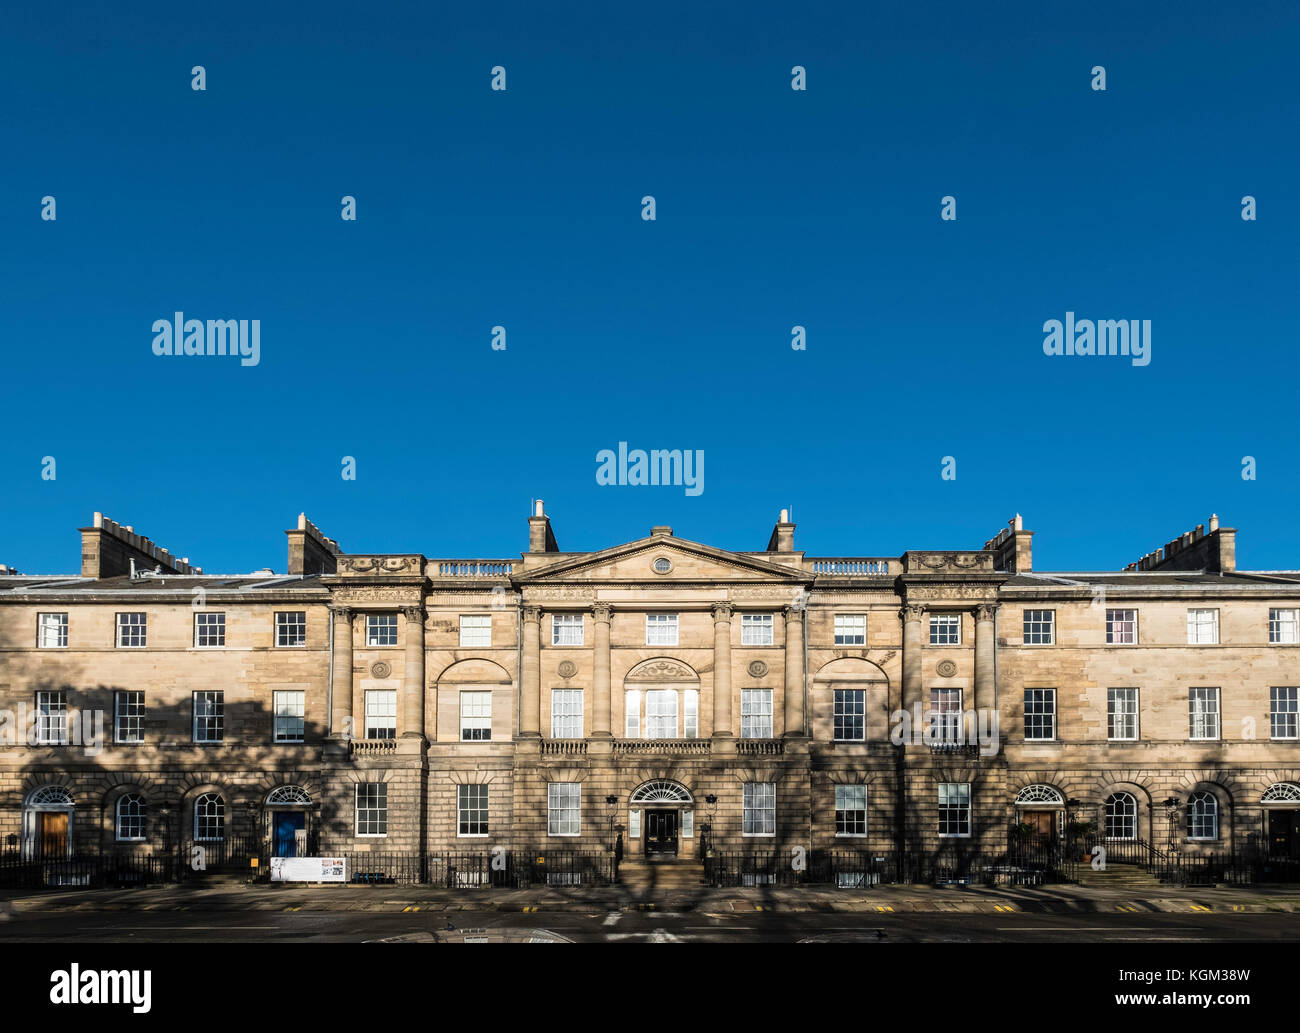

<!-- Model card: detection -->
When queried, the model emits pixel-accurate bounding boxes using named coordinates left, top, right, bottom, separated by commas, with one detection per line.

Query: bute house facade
left=3, top=505, right=1300, bottom=876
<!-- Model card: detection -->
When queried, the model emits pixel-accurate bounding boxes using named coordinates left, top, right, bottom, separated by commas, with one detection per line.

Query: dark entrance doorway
left=1020, top=809, right=1056, bottom=849
left=1268, top=809, right=1300, bottom=859
left=644, top=810, right=678, bottom=857
left=273, top=812, right=306, bottom=857
left=37, top=812, right=69, bottom=859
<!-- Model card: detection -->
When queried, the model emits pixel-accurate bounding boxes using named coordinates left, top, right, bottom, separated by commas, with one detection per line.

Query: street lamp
left=605, top=795, right=618, bottom=849
left=1163, top=796, right=1181, bottom=857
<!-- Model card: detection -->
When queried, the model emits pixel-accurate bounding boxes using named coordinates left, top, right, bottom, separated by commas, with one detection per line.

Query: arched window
left=266, top=786, right=312, bottom=805
left=1015, top=785, right=1065, bottom=806
left=630, top=780, right=693, bottom=804
left=194, top=793, right=225, bottom=842
left=116, top=794, right=146, bottom=842
left=27, top=785, right=75, bottom=807
left=1104, top=792, right=1137, bottom=841
left=1187, top=791, right=1218, bottom=841
left=1261, top=782, right=1300, bottom=803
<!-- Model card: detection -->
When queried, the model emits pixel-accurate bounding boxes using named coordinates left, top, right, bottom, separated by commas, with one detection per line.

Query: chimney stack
left=79, top=513, right=199, bottom=579
left=1122, top=514, right=1236, bottom=573
left=984, top=514, right=1033, bottom=572
left=528, top=499, right=559, bottom=553
left=286, top=513, right=342, bottom=575
left=766, top=508, right=795, bottom=553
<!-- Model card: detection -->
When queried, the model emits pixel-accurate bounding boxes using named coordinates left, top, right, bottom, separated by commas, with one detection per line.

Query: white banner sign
left=270, top=856, right=347, bottom=883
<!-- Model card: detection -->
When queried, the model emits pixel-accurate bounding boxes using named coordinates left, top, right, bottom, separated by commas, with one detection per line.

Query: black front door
left=645, top=811, right=678, bottom=857
left=1268, top=810, right=1300, bottom=859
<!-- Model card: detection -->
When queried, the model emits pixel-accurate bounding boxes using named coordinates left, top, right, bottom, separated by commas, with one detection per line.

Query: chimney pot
left=534, top=500, right=545, bottom=518
left=1209, top=514, right=1219, bottom=532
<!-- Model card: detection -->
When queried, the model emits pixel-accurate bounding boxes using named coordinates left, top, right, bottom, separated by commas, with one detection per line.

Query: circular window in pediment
left=652, top=557, right=673, bottom=574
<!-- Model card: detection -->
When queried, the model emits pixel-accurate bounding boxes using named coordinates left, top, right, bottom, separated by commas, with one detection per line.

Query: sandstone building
left=2, top=505, right=1299, bottom=879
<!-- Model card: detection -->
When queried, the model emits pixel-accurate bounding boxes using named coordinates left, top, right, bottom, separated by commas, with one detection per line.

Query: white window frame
left=1187, top=608, right=1219, bottom=645
left=930, top=687, right=963, bottom=743
left=1023, top=688, right=1056, bottom=741
left=1107, top=687, right=1139, bottom=741
left=459, top=690, right=492, bottom=741
left=37, top=612, right=67, bottom=649
left=740, top=689, right=774, bottom=739
left=1188, top=687, right=1220, bottom=741
left=1022, top=609, right=1055, bottom=646
left=35, top=690, right=68, bottom=746
left=1187, top=791, right=1219, bottom=842
left=365, top=689, right=397, bottom=740
left=115, top=793, right=147, bottom=842
left=551, top=688, right=584, bottom=739
left=929, top=613, right=961, bottom=646
left=1105, top=609, right=1137, bottom=645
left=355, top=782, right=387, bottom=837
left=1104, top=792, right=1137, bottom=841
left=114, top=690, right=145, bottom=744
left=275, top=611, right=306, bottom=647
left=835, top=785, right=868, bottom=837
left=628, top=808, right=642, bottom=839
left=193, top=690, right=225, bottom=743
left=645, top=613, right=678, bottom=646
left=742, top=782, right=776, bottom=837
left=1270, top=608, right=1299, bottom=644
left=116, top=612, right=147, bottom=648
left=551, top=613, right=584, bottom=646
left=194, top=792, right=225, bottom=842
left=683, top=688, right=699, bottom=739
left=741, top=613, right=774, bottom=646
left=1271, top=686, right=1299, bottom=741
left=833, top=613, right=865, bottom=647
left=938, top=782, right=971, bottom=838
left=624, top=689, right=641, bottom=738
left=457, top=784, right=489, bottom=838
left=547, top=783, right=581, bottom=837
left=366, top=614, right=398, bottom=647
left=645, top=689, right=678, bottom=739
left=459, top=614, right=492, bottom=648
left=273, top=690, right=305, bottom=743
left=194, top=611, right=226, bottom=648
left=833, top=688, right=865, bottom=741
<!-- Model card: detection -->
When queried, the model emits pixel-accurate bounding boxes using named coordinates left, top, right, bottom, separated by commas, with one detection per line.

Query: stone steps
left=618, top=860, right=706, bottom=890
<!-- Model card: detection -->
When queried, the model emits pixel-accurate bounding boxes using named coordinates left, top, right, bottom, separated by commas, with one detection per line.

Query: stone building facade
left=2, top=505, right=1300, bottom=872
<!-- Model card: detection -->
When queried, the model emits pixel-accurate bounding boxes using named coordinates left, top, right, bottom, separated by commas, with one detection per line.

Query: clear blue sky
left=3, top=1, right=1296, bottom=575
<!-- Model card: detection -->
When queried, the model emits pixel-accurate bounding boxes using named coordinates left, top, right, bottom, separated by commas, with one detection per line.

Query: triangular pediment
left=519, top=535, right=806, bottom=584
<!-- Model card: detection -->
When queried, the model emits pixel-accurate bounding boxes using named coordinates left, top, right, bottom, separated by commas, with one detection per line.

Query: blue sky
left=2, top=1, right=1297, bottom=575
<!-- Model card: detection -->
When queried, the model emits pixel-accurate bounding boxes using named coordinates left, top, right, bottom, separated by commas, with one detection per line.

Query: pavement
left=4, top=879, right=1300, bottom=917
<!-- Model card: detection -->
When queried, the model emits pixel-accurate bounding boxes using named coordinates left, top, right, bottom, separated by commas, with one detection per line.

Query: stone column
left=783, top=606, right=806, bottom=736
left=974, top=603, right=998, bottom=714
left=331, top=607, right=354, bottom=738
left=402, top=605, right=426, bottom=741
left=520, top=605, right=542, bottom=736
left=901, top=604, right=926, bottom=714
left=712, top=602, right=734, bottom=738
left=592, top=603, right=613, bottom=737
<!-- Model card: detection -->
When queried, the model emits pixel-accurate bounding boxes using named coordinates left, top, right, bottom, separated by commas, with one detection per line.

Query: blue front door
left=274, top=812, right=305, bottom=857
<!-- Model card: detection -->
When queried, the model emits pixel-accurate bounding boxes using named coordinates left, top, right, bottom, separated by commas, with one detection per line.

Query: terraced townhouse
left=2, top=504, right=1299, bottom=882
